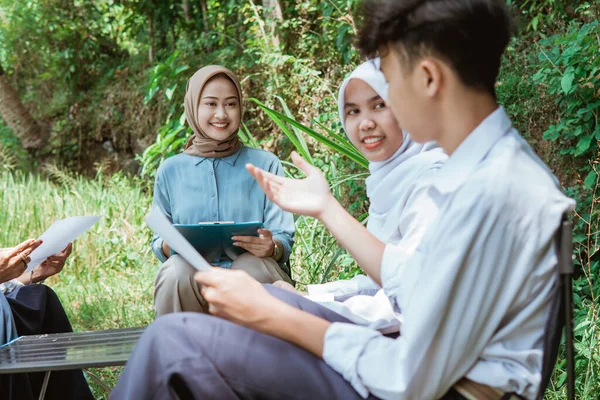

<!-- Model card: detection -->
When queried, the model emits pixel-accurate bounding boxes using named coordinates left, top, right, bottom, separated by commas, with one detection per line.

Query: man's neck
left=437, top=90, right=499, bottom=156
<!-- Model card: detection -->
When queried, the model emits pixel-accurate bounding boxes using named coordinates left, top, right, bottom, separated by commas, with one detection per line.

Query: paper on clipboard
left=145, top=207, right=212, bottom=272
left=27, top=216, right=102, bottom=272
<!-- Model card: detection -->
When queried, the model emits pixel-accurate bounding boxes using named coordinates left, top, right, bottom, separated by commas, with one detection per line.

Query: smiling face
left=197, top=74, right=241, bottom=141
left=343, top=78, right=404, bottom=162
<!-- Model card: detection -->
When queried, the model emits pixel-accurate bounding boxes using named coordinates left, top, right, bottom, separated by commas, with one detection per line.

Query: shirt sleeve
left=0, top=279, right=24, bottom=295
left=307, top=275, right=381, bottom=301
left=263, top=159, right=295, bottom=263
left=322, top=188, right=537, bottom=399
left=151, top=168, right=172, bottom=263
left=380, top=171, right=442, bottom=293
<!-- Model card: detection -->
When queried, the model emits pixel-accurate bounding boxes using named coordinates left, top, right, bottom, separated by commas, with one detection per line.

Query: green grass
left=0, top=168, right=361, bottom=397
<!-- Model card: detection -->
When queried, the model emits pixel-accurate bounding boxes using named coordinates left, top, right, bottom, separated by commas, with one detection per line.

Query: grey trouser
left=154, top=253, right=292, bottom=317
left=111, top=285, right=377, bottom=400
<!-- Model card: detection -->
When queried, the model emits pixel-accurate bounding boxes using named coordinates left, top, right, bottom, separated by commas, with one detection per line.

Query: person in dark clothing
left=0, top=240, right=94, bottom=400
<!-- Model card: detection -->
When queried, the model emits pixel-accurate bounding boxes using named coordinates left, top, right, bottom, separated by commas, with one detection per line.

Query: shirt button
left=212, top=213, right=217, bottom=217
left=211, top=193, right=215, bottom=197
left=210, top=171, right=214, bottom=175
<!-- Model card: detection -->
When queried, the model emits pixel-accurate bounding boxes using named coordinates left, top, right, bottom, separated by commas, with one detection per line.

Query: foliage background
left=0, top=0, right=599, bottom=398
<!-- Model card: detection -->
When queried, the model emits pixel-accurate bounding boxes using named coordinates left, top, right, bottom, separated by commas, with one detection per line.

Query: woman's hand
left=195, top=268, right=281, bottom=329
left=246, top=151, right=335, bottom=220
left=0, top=239, right=42, bottom=283
left=161, top=241, right=171, bottom=258
left=30, top=243, right=73, bottom=283
left=233, top=228, right=275, bottom=258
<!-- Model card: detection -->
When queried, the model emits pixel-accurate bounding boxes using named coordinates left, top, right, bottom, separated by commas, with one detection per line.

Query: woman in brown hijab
left=151, top=66, right=295, bottom=316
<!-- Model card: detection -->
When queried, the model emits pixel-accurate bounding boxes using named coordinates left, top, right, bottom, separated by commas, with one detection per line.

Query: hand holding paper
left=27, top=216, right=102, bottom=272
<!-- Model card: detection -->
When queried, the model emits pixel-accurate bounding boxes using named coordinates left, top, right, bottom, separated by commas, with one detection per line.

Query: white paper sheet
left=145, top=207, right=212, bottom=272
left=27, top=216, right=102, bottom=272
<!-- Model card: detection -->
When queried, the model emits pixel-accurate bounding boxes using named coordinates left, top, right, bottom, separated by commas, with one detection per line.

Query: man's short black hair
left=357, top=0, right=515, bottom=96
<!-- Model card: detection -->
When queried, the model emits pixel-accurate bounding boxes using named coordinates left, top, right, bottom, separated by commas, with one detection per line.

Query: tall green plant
left=531, top=19, right=600, bottom=398
left=250, top=97, right=368, bottom=169
left=533, top=20, right=600, bottom=186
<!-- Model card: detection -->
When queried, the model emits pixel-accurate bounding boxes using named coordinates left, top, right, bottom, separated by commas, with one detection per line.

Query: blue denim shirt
left=151, top=146, right=295, bottom=265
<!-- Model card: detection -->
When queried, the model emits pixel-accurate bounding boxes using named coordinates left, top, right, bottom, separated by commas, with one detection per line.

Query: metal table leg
left=39, top=370, right=51, bottom=400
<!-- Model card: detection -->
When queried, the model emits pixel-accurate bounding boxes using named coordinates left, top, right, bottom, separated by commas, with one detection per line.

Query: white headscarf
left=338, top=59, right=447, bottom=242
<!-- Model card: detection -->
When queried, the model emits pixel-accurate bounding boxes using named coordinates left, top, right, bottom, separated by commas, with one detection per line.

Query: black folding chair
left=537, top=219, right=575, bottom=400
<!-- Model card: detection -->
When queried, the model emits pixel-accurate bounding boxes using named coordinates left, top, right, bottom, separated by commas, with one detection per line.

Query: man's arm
left=319, top=201, right=385, bottom=284
left=247, top=152, right=384, bottom=284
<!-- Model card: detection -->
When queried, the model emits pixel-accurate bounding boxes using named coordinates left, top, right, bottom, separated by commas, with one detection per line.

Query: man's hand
left=0, top=239, right=42, bottom=283
left=196, top=268, right=331, bottom=358
left=232, top=229, right=275, bottom=258
left=31, top=243, right=73, bottom=283
left=246, top=151, right=336, bottom=220
left=195, top=268, right=281, bottom=329
left=248, top=151, right=385, bottom=285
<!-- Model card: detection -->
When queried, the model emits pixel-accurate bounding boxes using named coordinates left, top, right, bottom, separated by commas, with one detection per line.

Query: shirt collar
left=432, top=106, right=512, bottom=195
left=193, top=147, right=242, bottom=166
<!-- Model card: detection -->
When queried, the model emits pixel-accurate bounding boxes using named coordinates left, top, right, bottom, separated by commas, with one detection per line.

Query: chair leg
left=84, top=368, right=113, bottom=394
left=564, top=274, right=575, bottom=400
left=38, top=371, right=51, bottom=400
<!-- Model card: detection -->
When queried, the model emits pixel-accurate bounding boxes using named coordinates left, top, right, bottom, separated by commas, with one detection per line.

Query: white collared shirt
left=322, top=107, right=575, bottom=400
left=305, top=166, right=442, bottom=333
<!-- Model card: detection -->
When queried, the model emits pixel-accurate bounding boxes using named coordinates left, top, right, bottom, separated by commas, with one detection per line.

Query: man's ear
left=417, top=58, right=443, bottom=98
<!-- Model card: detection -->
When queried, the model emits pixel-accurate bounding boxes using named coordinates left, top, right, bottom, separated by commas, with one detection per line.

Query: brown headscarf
left=183, top=65, right=242, bottom=158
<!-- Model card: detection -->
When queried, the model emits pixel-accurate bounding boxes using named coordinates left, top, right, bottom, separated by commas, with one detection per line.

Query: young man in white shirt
left=111, top=1, right=574, bottom=399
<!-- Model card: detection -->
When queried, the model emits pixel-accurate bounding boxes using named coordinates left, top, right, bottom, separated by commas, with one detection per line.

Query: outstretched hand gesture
left=246, top=151, right=334, bottom=219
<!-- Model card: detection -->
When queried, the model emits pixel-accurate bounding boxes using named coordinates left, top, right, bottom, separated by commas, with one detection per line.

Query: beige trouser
left=154, top=253, right=292, bottom=317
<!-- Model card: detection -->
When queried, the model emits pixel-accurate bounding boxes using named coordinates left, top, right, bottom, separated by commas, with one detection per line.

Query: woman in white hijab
left=276, top=59, right=447, bottom=333
left=338, top=58, right=446, bottom=244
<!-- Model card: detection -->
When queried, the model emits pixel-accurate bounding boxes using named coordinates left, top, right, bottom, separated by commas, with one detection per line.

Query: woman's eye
left=346, top=109, right=358, bottom=116
left=226, top=102, right=238, bottom=107
left=206, top=102, right=216, bottom=107
left=374, top=102, right=386, bottom=109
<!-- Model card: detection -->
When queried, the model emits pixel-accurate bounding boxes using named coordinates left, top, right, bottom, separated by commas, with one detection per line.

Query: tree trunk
left=148, top=14, right=155, bottom=63
left=0, top=63, right=46, bottom=151
left=199, top=0, right=209, bottom=32
left=262, top=0, right=283, bottom=49
left=182, top=0, right=191, bottom=21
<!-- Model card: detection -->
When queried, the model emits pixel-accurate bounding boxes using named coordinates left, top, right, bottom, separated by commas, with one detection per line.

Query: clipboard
left=171, top=221, right=263, bottom=261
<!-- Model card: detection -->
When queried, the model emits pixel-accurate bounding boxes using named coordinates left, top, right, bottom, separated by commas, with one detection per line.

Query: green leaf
left=561, top=72, right=574, bottom=94
left=557, top=372, right=566, bottom=387
left=584, top=170, right=598, bottom=189
left=144, top=86, right=160, bottom=104
left=174, top=65, right=189, bottom=76
left=239, top=122, right=259, bottom=148
left=575, top=319, right=591, bottom=333
left=251, top=98, right=369, bottom=169
left=531, top=16, right=539, bottom=31
left=574, top=134, right=593, bottom=156
left=165, top=84, right=177, bottom=101
left=274, top=95, right=312, bottom=163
